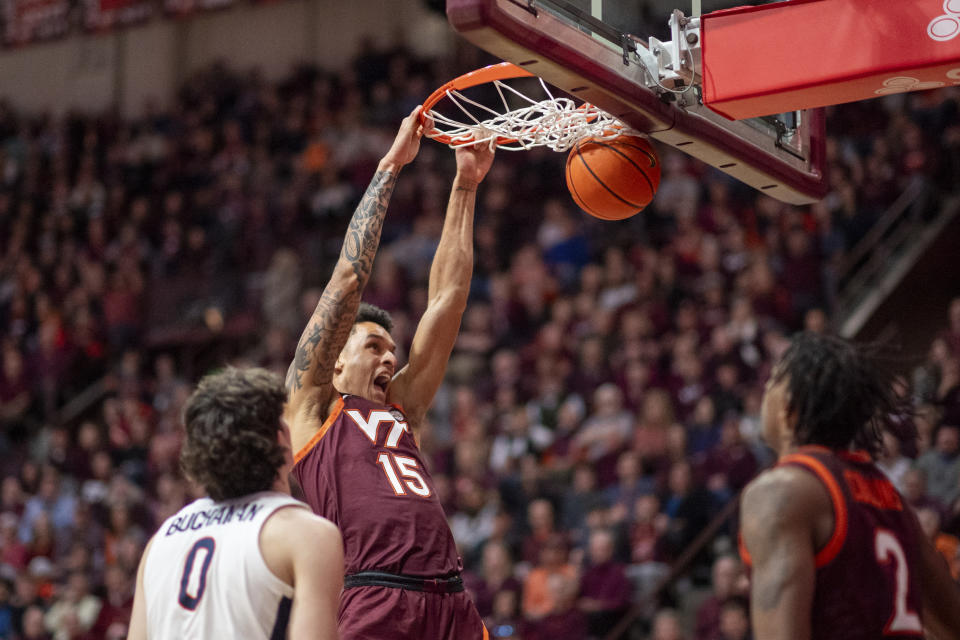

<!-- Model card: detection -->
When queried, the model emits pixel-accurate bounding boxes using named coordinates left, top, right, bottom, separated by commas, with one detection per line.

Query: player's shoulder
left=262, top=502, right=340, bottom=542
left=259, top=503, right=342, bottom=586
left=742, top=463, right=831, bottom=525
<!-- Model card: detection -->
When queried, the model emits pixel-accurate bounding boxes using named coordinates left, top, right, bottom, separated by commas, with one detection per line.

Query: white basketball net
left=426, top=76, right=637, bottom=152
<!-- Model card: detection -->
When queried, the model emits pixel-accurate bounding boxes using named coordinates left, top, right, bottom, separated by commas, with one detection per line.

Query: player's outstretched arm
left=389, top=139, right=496, bottom=433
left=285, top=107, right=426, bottom=425
left=741, top=467, right=824, bottom=640
left=260, top=507, right=344, bottom=640
left=126, top=536, right=156, bottom=640
left=914, top=512, right=960, bottom=639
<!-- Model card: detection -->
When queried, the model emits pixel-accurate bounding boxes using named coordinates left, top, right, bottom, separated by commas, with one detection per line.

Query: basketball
left=565, top=135, right=661, bottom=220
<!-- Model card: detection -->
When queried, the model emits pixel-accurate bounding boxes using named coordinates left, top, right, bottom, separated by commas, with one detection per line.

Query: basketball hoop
left=421, top=62, right=636, bottom=151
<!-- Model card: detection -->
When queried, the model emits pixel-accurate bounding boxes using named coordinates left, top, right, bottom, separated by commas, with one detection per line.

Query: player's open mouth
left=374, top=374, right=390, bottom=394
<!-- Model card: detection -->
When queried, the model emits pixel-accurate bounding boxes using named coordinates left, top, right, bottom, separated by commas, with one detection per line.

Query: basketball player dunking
left=285, top=107, right=494, bottom=639
left=740, top=333, right=960, bottom=640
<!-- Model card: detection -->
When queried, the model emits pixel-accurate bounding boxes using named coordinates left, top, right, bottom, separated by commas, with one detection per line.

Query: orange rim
left=421, top=62, right=537, bottom=146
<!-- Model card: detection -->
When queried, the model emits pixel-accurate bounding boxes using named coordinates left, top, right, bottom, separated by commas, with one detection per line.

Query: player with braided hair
left=740, top=332, right=960, bottom=639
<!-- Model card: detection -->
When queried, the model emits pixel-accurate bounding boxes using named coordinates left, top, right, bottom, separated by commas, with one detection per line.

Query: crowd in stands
left=0, top=33, right=958, bottom=640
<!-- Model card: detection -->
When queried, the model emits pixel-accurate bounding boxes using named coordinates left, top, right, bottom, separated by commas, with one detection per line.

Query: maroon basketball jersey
left=741, top=446, right=923, bottom=639
left=292, top=394, right=459, bottom=577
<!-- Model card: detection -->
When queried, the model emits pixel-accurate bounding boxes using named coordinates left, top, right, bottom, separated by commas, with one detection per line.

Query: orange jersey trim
left=482, top=624, right=490, bottom=640
left=737, top=532, right=752, bottom=568
left=294, top=396, right=345, bottom=465
left=778, top=453, right=849, bottom=568
left=838, top=449, right=872, bottom=464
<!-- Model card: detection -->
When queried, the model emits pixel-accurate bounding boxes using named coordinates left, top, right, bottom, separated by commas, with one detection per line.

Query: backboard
left=447, top=0, right=827, bottom=204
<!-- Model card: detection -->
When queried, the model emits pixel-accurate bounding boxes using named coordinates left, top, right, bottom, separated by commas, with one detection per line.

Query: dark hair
left=773, top=332, right=911, bottom=457
left=355, top=302, right=393, bottom=332
left=181, top=367, right=287, bottom=501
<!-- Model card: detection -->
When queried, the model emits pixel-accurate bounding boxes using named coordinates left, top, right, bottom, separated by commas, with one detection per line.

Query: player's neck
left=272, top=474, right=291, bottom=496
left=780, top=442, right=860, bottom=459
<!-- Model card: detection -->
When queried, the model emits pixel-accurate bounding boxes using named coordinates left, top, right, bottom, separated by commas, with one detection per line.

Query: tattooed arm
left=740, top=466, right=826, bottom=640
left=389, top=140, right=496, bottom=437
left=285, top=107, right=426, bottom=440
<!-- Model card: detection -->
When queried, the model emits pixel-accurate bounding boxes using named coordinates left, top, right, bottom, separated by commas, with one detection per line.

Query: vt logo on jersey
left=345, top=409, right=410, bottom=448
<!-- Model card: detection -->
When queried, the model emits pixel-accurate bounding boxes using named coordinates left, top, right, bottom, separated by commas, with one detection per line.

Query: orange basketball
left=565, top=135, right=661, bottom=220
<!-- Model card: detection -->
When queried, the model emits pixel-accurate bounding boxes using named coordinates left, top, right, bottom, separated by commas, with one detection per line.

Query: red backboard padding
left=702, top=0, right=960, bottom=120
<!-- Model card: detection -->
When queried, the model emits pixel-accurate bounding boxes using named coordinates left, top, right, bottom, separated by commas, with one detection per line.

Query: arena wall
left=0, top=0, right=452, bottom=116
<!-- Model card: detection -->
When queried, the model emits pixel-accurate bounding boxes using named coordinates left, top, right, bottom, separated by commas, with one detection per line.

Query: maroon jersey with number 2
left=740, top=446, right=923, bottom=639
left=293, top=394, right=486, bottom=640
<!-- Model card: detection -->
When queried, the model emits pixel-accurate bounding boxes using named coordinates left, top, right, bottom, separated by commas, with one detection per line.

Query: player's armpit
left=126, top=535, right=156, bottom=640
left=389, top=296, right=466, bottom=433
left=740, top=466, right=825, bottom=640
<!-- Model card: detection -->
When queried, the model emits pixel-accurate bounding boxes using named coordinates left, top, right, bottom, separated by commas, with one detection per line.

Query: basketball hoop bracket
left=644, top=10, right=702, bottom=94
left=447, top=0, right=828, bottom=204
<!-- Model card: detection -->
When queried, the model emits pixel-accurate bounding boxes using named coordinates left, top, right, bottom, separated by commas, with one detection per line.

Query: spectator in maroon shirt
left=630, top=494, right=668, bottom=564
left=671, top=345, right=709, bottom=421
left=28, top=317, right=72, bottom=420
left=578, top=528, right=631, bottom=637
left=0, top=345, right=32, bottom=432
left=695, top=555, right=746, bottom=640
left=88, top=565, right=133, bottom=638
left=0, top=478, right=24, bottom=516
left=699, top=419, right=758, bottom=496
left=569, top=335, right=612, bottom=399
left=0, top=513, right=28, bottom=570
left=467, top=540, right=521, bottom=618
left=781, top=227, right=822, bottom=319
left=102, top=269, right=144, bottom=351
left=714, top=596, right=751, bottom=640
left=521, top=498, right=559, bottom=566
left=633, top=389, right=677, bottom=475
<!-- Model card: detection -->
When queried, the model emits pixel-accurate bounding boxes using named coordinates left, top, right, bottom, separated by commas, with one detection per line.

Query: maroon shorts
left=338, top=585, right=488, bottom=640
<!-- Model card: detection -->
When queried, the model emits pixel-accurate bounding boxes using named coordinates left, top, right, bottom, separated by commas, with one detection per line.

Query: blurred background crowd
left=0, top=38, right=959, bottom=640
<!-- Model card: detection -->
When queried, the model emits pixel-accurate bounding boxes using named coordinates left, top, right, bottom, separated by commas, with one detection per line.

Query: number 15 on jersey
left=377, top=452, right=431, bottom=497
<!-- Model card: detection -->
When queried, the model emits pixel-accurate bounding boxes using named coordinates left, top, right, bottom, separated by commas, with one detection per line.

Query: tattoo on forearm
left=342, top=170, right=396, bottom=280
left=286, top=171, right=397, bottom=394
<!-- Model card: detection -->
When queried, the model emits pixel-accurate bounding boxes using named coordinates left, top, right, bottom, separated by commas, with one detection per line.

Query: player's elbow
left=429, top=288, right=469, bottom=314
left=330, top=262, right=364, bottom=291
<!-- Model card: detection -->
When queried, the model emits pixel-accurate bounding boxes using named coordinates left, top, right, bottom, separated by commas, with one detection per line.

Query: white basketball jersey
left=144, top=491, right=305, bottom=640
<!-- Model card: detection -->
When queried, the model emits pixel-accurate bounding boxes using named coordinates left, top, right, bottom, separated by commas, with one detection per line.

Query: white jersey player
left=127, top=368, right=343, bottom=640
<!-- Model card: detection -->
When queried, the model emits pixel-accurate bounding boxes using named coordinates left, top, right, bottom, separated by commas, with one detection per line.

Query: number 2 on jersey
left=178, top=537, right=215, bottom=610
left=377, top=452, right=431, bottom=497
left=874, top=529, right=922, bottom=634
